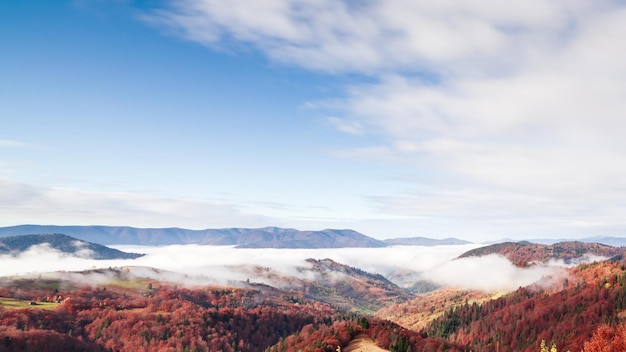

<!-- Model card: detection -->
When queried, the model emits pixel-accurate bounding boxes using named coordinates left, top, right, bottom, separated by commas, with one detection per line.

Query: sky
left=2, top=0, right=626, bottom=242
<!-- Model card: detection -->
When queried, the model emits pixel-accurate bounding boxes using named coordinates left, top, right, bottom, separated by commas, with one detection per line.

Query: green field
left=0, top=297, right=58, bottom=310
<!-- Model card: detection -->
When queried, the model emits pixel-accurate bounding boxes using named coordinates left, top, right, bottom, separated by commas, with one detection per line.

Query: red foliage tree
left=583, top=323, right=626, bottom=352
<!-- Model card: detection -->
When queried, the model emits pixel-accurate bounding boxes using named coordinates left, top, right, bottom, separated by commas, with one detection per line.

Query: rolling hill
left=420, top=260, right=626, bottom=352
left=233, top=258, right=413, bottom=314
left=375, top=256, right=626, bottom=352
left=0, top=234, right=144, bottom=260
left=301, top=258, right=413, bottom=313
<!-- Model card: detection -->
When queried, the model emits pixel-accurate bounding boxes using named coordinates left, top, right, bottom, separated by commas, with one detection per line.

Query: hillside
left=375, top=258, right=626, bottom=352
left=376, top=288, right=497, bottom=331
left=421, top=260, right=626, bottom=352
left=235, top=258, right=413, bottom=314
left=2, top=255, right=626, bottom=351
left=0, top=225, right=386, bottom=248
left=302, top=258, right=413, bottom=313
left=458, top=241, right=624, bottom=267
left=0, top=234, right=144, bottom=260
left=529, top=236, right=626, bottom=247
left=0, top=268, right=459, bottom=352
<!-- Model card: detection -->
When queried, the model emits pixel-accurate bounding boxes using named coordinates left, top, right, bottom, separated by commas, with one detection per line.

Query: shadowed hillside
left=0, top=234, right=144, bottom=260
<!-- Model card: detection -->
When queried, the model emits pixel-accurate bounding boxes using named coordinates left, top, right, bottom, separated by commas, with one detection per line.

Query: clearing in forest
left=344, top=334, right=390, bottom=352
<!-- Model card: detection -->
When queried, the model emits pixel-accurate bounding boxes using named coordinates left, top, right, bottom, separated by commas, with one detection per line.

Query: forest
left=421, top=260, right=626, bottom=351
left=0, top=272, right=459, bottom=352
left=2, top=255, right=626, bottom=351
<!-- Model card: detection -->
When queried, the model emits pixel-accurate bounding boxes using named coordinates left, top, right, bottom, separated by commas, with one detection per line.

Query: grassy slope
left=0, top=297, right=58, bottom=310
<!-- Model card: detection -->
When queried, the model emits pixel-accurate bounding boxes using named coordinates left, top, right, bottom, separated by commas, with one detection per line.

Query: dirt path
left=343, top=334, right=390, bottom=352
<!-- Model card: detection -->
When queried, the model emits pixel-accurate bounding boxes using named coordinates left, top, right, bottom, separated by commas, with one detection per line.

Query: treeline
left=0, top=284, right=334, bottom=351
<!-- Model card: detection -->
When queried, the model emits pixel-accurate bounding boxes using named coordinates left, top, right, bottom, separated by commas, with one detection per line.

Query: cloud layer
left=422, top=254, right=568, bottom=292
left=0, top=243, right=580, bottom=292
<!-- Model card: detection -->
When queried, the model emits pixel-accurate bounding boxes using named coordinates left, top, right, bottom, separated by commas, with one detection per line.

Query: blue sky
left=2, top=0, right=626, bottom=241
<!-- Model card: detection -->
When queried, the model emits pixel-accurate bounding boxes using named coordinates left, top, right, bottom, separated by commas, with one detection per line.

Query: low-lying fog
left=1, top=244, right=587, bottom=292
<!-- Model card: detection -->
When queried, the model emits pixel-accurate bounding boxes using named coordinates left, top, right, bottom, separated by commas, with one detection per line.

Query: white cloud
left=143, top=0, right=626, bottom=239
left=326, top=116, right=364, bottom=135
left=113, top=244, right=480, bottom=279
left=332, top=61, right=626, bottom=236
left=0, top=178, right=273, bottom=230
left=71, top=240, right=95, bottom=259
left=422, top=254, right=568, bottom=292
left=1, top=244, right=590, bottom=292
left=0, top=140, right=30, bottom=148
left=0, top=244, right=479, bottom=285
left=144, top=0, right=605, bottom=74
left=0, top=244, right=119, bottom=276
left=0, top=178, right=482, bottom=239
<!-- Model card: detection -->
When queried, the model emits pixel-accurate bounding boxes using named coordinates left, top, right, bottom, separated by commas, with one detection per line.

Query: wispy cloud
left=422, top=254, right=569, bottom=292
left=0, top=178, right=273, bottom=229
left=0, top=139, right=30, bottom=148
left=0, top=178, right=465, bottom=237
left=144, top=0, right=599, bottom=74
left=143, top=1, right=626, bottom=239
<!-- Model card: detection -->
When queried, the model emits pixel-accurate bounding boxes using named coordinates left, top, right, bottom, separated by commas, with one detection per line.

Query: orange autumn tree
left=582, top=323, right=626, bottom=352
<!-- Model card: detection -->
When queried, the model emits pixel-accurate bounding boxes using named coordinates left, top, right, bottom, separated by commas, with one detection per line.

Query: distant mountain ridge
left=0, top=225, right=476, bottom=248
left=0, top=233, right=144, bottom=259
left=484, top=236, right=626, bottom=247
left=0, top=225, right=390, bottom=248
left=527, top=236, right=626, bottom=247
left=384, top=236, right=471, bottom=246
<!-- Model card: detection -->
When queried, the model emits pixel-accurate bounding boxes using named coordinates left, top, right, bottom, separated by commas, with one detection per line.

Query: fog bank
left=0, top=244, right=599, bottom=291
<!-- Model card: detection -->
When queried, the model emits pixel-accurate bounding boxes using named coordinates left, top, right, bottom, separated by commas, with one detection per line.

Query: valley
left=6, top=1, right=625, bottom=350
left=1, top=231, right=625, bottom=351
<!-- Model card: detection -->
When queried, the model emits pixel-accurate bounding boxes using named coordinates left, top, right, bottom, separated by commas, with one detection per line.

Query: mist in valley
left=1, top=242, right=601, bottom=292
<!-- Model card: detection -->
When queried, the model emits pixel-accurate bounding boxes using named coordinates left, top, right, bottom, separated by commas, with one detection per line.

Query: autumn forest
left=2, top=240, right=626, bottom=352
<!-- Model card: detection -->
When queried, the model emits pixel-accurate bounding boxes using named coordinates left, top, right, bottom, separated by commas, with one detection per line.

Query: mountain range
left=0, top=225, right=468, bottom=248
left=2, top=225, right=625, bottom=248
